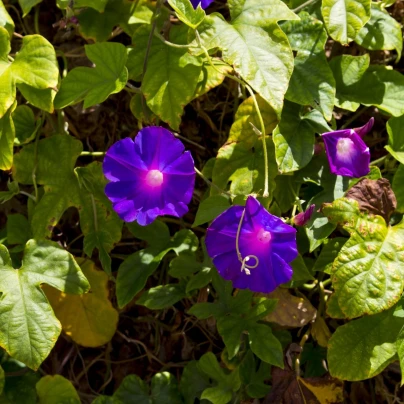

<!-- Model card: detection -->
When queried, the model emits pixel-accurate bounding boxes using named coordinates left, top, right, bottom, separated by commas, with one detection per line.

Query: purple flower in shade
left=292, top=204, right=315, bottom=226
left=322, top=118, right=373, bottom=178
left=206, top=196, right=297, bottom=293
left=103, top=126, right=195, bottom=226
left=190, top=0, right=214, bottom=9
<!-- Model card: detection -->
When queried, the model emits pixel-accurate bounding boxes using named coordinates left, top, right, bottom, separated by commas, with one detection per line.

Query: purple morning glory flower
left=206, top=196, right=297, bottom=293
left=190, top=0, right=214, bottom=9
left=103, top=126, right=195, bottom=226
left=322, top=118, right=373, bottom=178
left=293, top=204, right=315, bottom=226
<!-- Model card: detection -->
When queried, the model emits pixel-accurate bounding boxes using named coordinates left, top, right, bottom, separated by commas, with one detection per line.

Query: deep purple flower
left=103, top=126, right=195, bottom=226
left=206, top=196, right=297, bottom=293
left=293, top=204, right=315, bottom=226
left=322, top=118, right=373, bottom=178
left=190, top=0, right=214, bottom=9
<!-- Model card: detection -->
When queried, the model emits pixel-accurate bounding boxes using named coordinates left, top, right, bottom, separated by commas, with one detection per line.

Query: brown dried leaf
left=264, top=365, right=344, bottom=404
left=265, top=288, right=317, bottom=328
left=345, top=178, right=397, bottom=222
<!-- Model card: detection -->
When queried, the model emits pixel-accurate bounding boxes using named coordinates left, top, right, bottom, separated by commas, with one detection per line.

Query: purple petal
left=134, top=126, right=185, bottom=171
left=354, top=117, right=374, bottom=138
left=103, top=126, right=196, bottom=225
left=190, top=0, right=215, bottom=9
left=293, top=204, right=316, bottom=226
left=322, top=129, right=370, bottom=178
left=103, top=138, right=148, bottom=182
left=206, top=196, right=297, bottom=293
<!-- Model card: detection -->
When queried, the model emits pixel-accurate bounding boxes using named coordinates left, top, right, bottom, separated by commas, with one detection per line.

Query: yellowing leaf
left=298, top=376, right=344, bottom=404
left=311, top=316, right=332, bottom=348
left=36, top=375, right=80, bottom=404
left=265, top=288, right=317, bottom=327
left=43, top=258, right=118, bottom=347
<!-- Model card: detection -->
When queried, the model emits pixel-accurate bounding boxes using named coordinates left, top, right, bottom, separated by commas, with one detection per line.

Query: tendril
left=235, top=207, right=260, bottom=276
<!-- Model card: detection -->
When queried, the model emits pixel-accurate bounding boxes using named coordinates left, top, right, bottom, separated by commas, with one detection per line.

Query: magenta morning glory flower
left=103, top=126, right=195, bottom=226
left=190, top=0, right=214, bottom=9
left=322, top=118, right=373, bottom=178
left=205, top=196, right=297, bottom=293
left=293, top=204, right=315, bottom=226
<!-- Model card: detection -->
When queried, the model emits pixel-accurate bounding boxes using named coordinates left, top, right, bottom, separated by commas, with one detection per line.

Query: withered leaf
left=264, top=365, right=344, bottom=404
left=345, top=178, right=397, bottom=222
left=265, top=288, right=317, bottom=328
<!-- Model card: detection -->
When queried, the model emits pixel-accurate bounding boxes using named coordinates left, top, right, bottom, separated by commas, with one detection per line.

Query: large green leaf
left=0, top=30, right=58, bottom=119
left=386, top=115, right=404, bottom=164
left=54, top=42, right=128, bottom=109
left=193, top=195, right=231, bottom=227
left=212, top=137, right=278, bottom=198
left=321, top=0, right=371, bottom=45
left=355, top=3, right=402, bottom=61
left=329, top=54, right=370, bottom=111
left=12, top=136, right=123, bottom=274
left=196, top=0, right=298, bottom=115
left=328, top=298, right=404, bottom=380
left=0, top=240, right=89, bottom=370
left=282, top=12, right=335, bottom=120
left=323, top=198, right=404, bottom=318
left=273, top=101, right=331, bottom=173
left=142, top=41, right=202, bottom=130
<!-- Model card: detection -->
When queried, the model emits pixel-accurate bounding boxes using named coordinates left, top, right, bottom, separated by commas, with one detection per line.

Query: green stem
left=194, top=167, right=232, bottom=197
left=34, top=5, right=40, bottom=35
left=341, top=106, right=369, bottom=129
left=19, top=191, right=36, bottom=202
left=80, top=151, right=106, bottom=156
left=370, top=154, right=388, bottom=166
left=292, top=0, right=319, bottom=12
left=154, top=32, right=198, bottom=49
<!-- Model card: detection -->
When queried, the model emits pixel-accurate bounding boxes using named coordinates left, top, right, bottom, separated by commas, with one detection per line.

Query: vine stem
left=80, top=151, right=106, bottom=156
left=194, top=167, right=232, bottom=197
left=292, top=0, right=319, bottom=12
left=194, top=30, right=270, bottom=197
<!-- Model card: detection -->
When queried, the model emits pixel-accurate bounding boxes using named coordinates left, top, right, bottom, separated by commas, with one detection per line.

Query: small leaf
left=345, top=178, right=397, bottom=222
left=321, top=0, right=371, bottom=45
left=355, top=3, right=402, bottom=61
left=0, top=103, right=16, bottom=170
left=311, top=316, right=332, bottom=348
left=0, top=240, right=89, bottom=369
left=180, top=361, right=212, bottom=404
left=43, top=258, right=118, bottom=347
left=12, top=105, right=38, bottom=145
left=273, top=102, right=330, bottom=173
left=0, top=2, right=14, bottom=36
left=36, top=375, right=80, bottom=404
left=18, top=0, right=42, bottom=16
left=54, top=42, right=128, bottom=109
left=386, top=114, right=404, bottom=164
left=6, top=213, right=30, bottom=246
left=193, top=195, right=230, bottom=227
left=0, top=180, right=19, bottom=204
left=328, top=299, right=404, bottom=380
left=312, top=238, right=347, bottom=273
left=136, top=283, right=187, bottom=310
left=168, top=0, right=205, bottom=28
